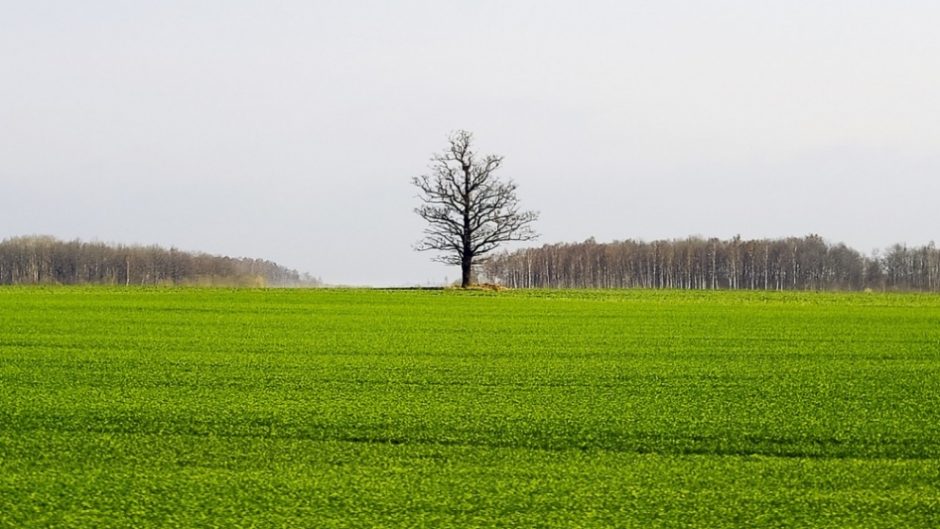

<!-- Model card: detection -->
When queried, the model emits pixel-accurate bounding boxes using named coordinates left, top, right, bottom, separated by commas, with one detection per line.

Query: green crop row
left=1, top=288, right=938, bottom=527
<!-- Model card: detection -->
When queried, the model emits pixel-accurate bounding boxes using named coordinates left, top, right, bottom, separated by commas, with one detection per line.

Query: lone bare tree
left=412, top=130, right=539, bottom=287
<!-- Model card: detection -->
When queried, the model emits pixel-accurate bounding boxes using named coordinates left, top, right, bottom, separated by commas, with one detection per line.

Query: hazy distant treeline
left=0, top=236, right=320, bottom=287
left=483, top=235, right=940, bottom=291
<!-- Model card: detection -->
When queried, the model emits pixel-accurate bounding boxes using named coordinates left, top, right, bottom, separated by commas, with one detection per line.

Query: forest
left=0, top=236, right=319, bottom=286
left=484, top=235, right=940, bottom=291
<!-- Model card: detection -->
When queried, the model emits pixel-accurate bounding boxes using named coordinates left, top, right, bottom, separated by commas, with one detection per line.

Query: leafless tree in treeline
left=412, top=130, right=539, bottom=287
left=483, top=235, right=940, bottom=292
left=0, top=235, right=321, bottom=287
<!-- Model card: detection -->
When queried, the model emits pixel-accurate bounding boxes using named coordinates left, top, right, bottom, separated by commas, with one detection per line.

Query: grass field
left=1, top=287, right=939, bottom=527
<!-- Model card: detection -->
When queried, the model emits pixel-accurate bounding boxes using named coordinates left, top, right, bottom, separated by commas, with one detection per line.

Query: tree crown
left=412, top=130, right=538, bottom=270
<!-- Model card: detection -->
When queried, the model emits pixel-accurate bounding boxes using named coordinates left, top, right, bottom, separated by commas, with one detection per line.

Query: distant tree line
left=0, top=236, right=320, bottom=287
left=483, top=235, right=940, bottom=291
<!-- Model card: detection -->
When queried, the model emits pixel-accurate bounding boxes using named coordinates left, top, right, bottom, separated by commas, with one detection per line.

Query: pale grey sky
left=2, top=1, right=938, bottom=285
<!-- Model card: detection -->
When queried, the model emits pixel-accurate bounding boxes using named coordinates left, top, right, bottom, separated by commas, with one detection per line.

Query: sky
left=2, top=1, right=938, bottom=285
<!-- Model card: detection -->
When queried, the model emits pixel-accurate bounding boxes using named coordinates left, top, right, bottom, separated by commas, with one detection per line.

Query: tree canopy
left=412, top=130, right=538, bottom=287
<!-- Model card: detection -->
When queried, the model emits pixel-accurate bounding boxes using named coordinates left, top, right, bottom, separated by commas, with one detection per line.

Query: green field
left=1, top=288, right=939, bottom=528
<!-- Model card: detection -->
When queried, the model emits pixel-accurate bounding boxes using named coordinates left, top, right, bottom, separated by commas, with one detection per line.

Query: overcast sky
left=2, top=1, right=938, bottom=285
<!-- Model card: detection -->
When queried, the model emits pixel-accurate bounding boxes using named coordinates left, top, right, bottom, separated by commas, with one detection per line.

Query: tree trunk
left=461, top=255, right=472, bottom=288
